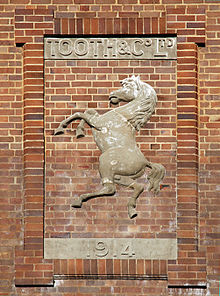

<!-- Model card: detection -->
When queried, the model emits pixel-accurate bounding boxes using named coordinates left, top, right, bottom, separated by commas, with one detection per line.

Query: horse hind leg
left=114, top=175, right=144, bottom=219
left=72, top=154, right=116, bottom=208
left=72, top=182, right=116, bottom=208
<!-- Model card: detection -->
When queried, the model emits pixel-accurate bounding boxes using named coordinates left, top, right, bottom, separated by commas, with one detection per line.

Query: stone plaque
left=44, top=238, right=177, bottom=260
left=44, top=37, right=177, bottom=60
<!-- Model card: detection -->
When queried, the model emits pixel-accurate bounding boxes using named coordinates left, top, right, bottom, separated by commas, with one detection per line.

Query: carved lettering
left=46, top=39, right=58, bottom=57
left=87, top=240, right=136, bottom=258
left=131, top=39, right=144, bottom=56
left=117, top=40, right=131, bottom=55
left=103, top=39, right=117, bottom=57
left=59, top=39, right=72, bottom=56
left=167, top=38, right=174, bottom=48
left=159, top=39, right=166, bottom=48
left=90, top=39, right=102, bottom=57
left=121, top=243, right=135, bottom=257
left=154, top=39, right=168, bottom=58
left=94, top=241, right=109, bottom=257
left=74, top=38, right=89, bottom=56
left=45, top=238, right=178, bottom=259
left=145, top=39, right=152, bottom=47
left=44, top=37, right=177, bottom=60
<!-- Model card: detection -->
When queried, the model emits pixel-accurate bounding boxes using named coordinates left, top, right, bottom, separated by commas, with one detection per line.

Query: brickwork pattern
left=45, top=59, right=177, bottom=239
left=0, top=1, right=219, bottom=295
left=44, top=58, right=176, bottom=279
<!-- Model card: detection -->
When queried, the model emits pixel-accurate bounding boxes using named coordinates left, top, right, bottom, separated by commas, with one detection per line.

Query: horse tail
left=147, top=162, right=165, bottom=195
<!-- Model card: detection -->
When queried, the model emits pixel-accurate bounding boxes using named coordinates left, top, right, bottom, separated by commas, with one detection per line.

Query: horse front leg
left=76, top=109, right=101, bottom=138
left=54, top=119, right=68, bottom=135
left=54, top=113, right=80, bottom=135
left=54, top=110, right=100, bottom=136
left=76, top=119, right=86, bottom=138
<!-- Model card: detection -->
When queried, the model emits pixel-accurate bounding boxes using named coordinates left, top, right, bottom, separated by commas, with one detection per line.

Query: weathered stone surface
left=44, top=238, right=177, bottom=260
left=44, top=37, right=177, bottom=60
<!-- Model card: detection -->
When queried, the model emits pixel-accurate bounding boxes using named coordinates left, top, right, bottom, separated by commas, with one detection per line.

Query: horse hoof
left=149, top=182, right=160, bottom=196
left=153, top=187, right=160, bottom=196
left=128, top=207, right=137, bottom=219
left=76, top=128, right=85, bottom=139
left=54, top=127, right=64, bottom=135
left=72, top=198, right=82, bottom=208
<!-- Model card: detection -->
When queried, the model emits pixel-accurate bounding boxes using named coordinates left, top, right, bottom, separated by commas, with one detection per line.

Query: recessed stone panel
left=44, top=238, right=177, bottom=260
left=44, top=37, right=177, bottom=60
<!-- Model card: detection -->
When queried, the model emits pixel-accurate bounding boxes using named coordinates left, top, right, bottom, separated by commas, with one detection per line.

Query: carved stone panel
left=45, top=238, right=177, bottom=260
left=44, top=37, right=177, bottom=60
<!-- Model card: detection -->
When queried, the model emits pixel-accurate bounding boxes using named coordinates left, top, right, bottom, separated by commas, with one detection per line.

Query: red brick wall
left=45, top=59, right=177, bottom=239
left=0, top=1, right=219, bottom=296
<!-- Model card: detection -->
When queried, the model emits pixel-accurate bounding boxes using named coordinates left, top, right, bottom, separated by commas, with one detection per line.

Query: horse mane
left=127, top=79, right=157, bottom=131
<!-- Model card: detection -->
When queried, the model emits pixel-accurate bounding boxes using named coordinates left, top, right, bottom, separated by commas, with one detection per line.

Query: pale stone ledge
left=44, top=238, right=177, bottom=260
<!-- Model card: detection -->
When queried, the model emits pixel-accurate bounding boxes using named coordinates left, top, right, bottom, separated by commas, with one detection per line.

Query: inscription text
left=44, top=37, right=177, bottom=60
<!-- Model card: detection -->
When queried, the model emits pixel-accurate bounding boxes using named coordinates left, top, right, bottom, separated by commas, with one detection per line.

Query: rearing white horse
left=54, top=75, right=165, bottom=218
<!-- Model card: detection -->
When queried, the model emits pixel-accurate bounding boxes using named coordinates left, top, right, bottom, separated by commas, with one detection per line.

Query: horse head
left=109, top=75, right=158, bottom=131
left=109, top=75, right=142, bottom=105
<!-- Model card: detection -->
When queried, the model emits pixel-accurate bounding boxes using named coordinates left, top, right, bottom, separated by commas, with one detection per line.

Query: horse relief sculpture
left=54, top=76, right=165, bottom=219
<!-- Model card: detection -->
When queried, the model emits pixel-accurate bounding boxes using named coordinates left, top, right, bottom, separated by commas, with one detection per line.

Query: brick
left=167, top=7, right=186, bottom=14
left=96, top=0, right=115, bottom=3
left=15, top=23, right=33, bottom=29
left=144, top=18, right=150, bottom=33
left=76, top=18, right=83, bottom=34
left=91, top=259, right=98, bottom=274
left=140, top=0, right=159, bottom=3
left=54, top=18, right=60, bottom=34
left=11, top=0, right=29, bottom=3
left=145, top=260, right=152, bottom=275
left=75, top=0, right=94, bottom=3
left=31, top=0, right=51, bottom=3
left=106, top=259, right=113, bottom=275
left=113, top=259, right=121, bottom=275
left=119, top=12, right=139, bottom=18
left=122, top=18, right=128, bottom=34
left=118, top=0, right=137, bottom=3
left=53, top=0, right=72, bottom=3
left=187, top=6, right=205, bottom=14
left=187, top=22, right=205, bottom=28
